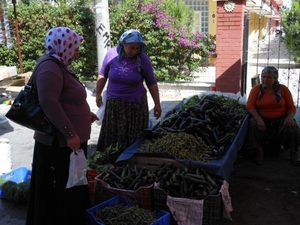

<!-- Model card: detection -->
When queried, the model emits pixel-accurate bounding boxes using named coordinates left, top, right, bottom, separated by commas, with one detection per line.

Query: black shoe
left=253, top=148, right=264, bottom=165
left=291, top=159, right=300, bottom=166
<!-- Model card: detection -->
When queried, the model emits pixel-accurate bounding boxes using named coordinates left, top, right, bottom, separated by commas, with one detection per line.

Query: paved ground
left=224, top=150, right=300, bottom=225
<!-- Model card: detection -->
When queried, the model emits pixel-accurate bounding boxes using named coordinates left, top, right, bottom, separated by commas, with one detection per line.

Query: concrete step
left=157, top=81, right=215, bottom=98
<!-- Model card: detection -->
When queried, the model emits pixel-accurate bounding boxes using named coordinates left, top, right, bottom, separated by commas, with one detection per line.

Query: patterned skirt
left=244, top=116, right=300, bottom=159
left=96, top=90, right=149, bottom=153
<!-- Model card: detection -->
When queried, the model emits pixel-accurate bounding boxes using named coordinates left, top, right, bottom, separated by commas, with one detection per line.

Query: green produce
left=180, top=95, right=200, bottom=110
left=14, top=181, right=30, bottom=202
left=157, top=164, right=223, bottom=199
left=100, top=162, right=224, bottom=200
left=1, top=180, right=31, bottom=203
left=88, top=143, right=123, bottom=174
left=95, top=204, right=157, bottom=225
left=1, top=180, right=18, bottom=201
left=147, top=94, right=247, bottom=161
left=0, top=176, right=7, bottom=187
left=101, top=164, right=155, bottom=190
left=140, top=132, right=212, bottom=162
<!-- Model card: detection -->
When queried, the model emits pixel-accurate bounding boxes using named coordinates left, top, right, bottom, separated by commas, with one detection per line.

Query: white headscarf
left=117, top=29, right=146, bottom=72
left=45, top=27, right=83, bottom=66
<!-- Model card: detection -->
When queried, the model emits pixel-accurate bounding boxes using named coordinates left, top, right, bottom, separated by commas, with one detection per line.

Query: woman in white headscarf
left=26, top=27, right=98, bottom=225
left=95, top=29, right=161, bottom=159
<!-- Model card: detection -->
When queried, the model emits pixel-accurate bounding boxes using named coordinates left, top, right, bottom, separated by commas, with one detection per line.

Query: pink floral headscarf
left=45, top=27, right=83, bottom=66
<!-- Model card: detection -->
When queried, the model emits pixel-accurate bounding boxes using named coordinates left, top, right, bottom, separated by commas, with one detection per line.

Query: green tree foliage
left=282, top=2, right=300, bottom=60
left=109, top=0, right=216, bottom=81
left=0, top=0, right=97, bottom=80
left=0, top=0, right=216, bottom=82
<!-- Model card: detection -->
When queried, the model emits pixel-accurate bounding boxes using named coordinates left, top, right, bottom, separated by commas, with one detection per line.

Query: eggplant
left=196, top=127, right=213, bottom=145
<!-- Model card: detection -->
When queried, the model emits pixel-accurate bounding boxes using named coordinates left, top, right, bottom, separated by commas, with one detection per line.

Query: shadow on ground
left=223, top=148, right=300, bottom=225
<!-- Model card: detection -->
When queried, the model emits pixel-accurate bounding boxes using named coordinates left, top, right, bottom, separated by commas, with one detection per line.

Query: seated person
left=245, top=66, right=300, bottom=166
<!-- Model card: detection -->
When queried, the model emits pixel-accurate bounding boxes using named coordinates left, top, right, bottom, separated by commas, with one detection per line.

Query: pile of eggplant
left=142, top=94, right=247, bottom=160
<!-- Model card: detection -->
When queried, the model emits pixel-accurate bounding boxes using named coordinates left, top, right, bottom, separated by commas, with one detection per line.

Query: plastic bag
left=95, top=90, right=106, bottom=126
left=66, top=149, right=88, bottom=188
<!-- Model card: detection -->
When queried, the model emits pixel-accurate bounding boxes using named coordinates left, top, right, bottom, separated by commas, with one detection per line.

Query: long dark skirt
left=245, top=116, right=300, bottom=160
left=97, top=90, right=149, bottom=152
left=26, top=138, right=90, bottom=225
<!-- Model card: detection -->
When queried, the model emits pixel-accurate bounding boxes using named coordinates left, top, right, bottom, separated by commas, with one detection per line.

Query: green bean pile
left=140, top=132, right=212, bottom=162
left=95, top=204, right=157, bottom=225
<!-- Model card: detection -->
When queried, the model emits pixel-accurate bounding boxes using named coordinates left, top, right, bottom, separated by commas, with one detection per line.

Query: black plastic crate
left=202, top=193, right=223, bottom=225
left=153, top=186, right=177, bottom=225
left=153, top=187, right=223, bottom=225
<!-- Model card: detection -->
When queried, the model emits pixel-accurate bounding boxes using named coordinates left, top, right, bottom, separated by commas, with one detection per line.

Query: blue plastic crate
left=151, top=210, right=170, bottom=225
left=0, top=167, right=31, bottom=199
left=86, top=196, right=132, bottom=225
left=86, top=195, right=170, bottom=225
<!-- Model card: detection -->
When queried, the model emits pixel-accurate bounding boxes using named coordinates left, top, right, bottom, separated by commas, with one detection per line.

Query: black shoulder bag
left=5, top=58, right=64, bottom=135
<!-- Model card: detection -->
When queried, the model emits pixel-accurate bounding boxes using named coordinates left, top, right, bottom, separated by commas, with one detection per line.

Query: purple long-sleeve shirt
left=100, top=47, right=157, bottom=103
left=32, top=55, right=91, bottom=147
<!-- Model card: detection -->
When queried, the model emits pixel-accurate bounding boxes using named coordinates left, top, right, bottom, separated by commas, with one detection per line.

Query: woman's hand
left=284, top=117, right=295, bottom=127
left=256, top=117, right=266, bottom=131
left=153, top=105, right=162, bottom=119
left=96, top=95, right=102, bottom=107
left=67, top=135, right=81, bottom=151
left=90, top=112, right=99, bottom=123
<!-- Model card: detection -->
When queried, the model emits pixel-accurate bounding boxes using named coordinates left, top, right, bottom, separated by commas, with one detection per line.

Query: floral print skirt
left=244, top=116, right=300, bottom=160
left=96, top=90, right=149, bottom=154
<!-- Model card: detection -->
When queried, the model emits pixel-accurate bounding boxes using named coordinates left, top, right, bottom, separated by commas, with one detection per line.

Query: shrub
left=282, top=2, right=300, bottom=61
left=0, top=0, right=216, bottom=82
left=0, top=0, right=97, bottom=80
left=109, top=0, right=217, bottom=81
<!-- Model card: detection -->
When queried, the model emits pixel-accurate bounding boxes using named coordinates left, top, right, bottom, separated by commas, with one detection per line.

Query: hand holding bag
left=5, top=58, right=63, bottom=135
left=66, top=149, right=88, bottom=188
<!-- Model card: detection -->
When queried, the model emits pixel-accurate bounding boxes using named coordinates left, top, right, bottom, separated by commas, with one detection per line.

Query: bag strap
left=26, top=57, right=85, bottom=105
left=26, top=57, right=65, bottom=89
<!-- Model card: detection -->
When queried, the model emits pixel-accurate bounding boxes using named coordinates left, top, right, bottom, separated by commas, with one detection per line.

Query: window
left=184, top=0, right=209, bottom=33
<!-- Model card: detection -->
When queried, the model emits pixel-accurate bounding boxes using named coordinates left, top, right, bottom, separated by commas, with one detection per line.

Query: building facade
left=184, top=0, right=284, bottom=94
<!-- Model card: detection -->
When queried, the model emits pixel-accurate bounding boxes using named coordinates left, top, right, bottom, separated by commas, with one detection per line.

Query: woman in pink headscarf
left=25, top=27, right=98, bottom=225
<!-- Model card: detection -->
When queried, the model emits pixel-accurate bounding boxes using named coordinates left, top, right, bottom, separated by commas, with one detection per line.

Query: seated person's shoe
left=291, top=158, right=300, bottom=166
left=253, top=148, right=264, bottom=165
